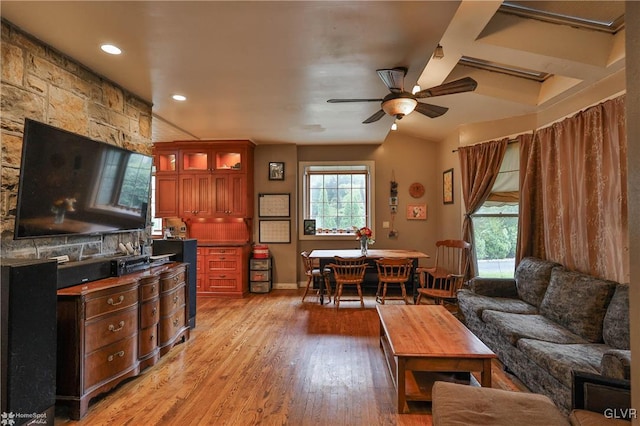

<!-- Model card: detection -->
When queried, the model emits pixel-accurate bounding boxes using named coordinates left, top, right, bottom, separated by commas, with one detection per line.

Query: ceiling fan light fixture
left=381, top=97, right=417, bottom=118
left=412, top=85, right=421, bottom=95
left=391, top=122, right=398, bottom=131
left=433, top=44, right=444, bottom=60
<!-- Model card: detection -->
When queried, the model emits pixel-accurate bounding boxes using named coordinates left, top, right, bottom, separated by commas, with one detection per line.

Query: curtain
left=458, top=139, right=508, bottom=277
left=519, top=96, right=628, bottom=282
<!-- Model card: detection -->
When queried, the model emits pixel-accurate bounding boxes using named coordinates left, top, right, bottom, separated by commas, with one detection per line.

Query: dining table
left=308, top=249, right=430, bottom=304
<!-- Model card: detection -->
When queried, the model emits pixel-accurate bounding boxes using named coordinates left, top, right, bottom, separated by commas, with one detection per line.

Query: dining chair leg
left=357, top=283, right=364, bottom=308
left=400, top=283, right=408, bottom=304
left=335, top=283, right=343, bottom=308
left=416, top=292, right=422, bottom=305
left=323, top=274, right=332, bottom=304
left=302, top=276, right=313, bottom=302
left=375, top=280, right=383, bottom=304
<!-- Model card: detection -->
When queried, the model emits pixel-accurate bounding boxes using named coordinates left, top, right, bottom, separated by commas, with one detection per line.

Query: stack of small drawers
left=249, top=257, right=272, bottom=293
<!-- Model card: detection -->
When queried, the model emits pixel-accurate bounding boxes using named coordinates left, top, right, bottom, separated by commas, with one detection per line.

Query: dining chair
left=328, top=256, right=368, bottom=308
left=416, top=240, right=471, bottom=308
left=375, top=258, right=413, bottom=305
left=300, top=251, right=332, bottom=304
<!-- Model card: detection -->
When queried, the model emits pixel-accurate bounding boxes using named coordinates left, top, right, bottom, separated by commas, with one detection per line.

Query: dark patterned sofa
left=457, top=257, right=631, bottom=413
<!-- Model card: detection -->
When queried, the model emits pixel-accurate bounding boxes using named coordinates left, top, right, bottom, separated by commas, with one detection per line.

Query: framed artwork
left=259, top=220, right=291, bottom=243
left=406, top=204, right=427, bottom=220
left=443, top=168, right=454, bottom=204
left=389, top=196, right=398, bottom=206
left=258, top=193, right=290, bottom=217
left=303, top=219, right=316, bottom=235
left=269, top=162, right=285, bottom=181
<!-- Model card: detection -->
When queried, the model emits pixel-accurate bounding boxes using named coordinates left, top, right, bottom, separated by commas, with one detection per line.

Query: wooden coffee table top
left=376, top=305, right=495, bottom=358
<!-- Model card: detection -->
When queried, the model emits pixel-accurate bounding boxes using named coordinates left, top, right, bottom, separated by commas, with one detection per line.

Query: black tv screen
left=14, top=119, right=153, bottom=239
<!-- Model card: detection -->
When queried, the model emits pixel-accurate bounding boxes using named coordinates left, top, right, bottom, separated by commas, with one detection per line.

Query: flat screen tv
left=14, top=119, right=153, bottom=239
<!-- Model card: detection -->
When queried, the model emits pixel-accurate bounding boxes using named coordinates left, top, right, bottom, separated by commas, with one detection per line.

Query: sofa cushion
left=517, top=339, right=608, bottom=388
left=539, top=268, right=617, bottom=343
left=432, top=381, right=570, bottom=426
left=458, top=289, right=538, bottom=320
left=482, top=310, right=587, bottom=346
left=515, top=257, right=561, bottom=307
left=602, top=284, right=629, bottom=349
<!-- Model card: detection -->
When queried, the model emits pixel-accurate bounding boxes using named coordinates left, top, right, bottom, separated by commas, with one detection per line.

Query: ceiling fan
left=327, top=67, right=477, bottom=124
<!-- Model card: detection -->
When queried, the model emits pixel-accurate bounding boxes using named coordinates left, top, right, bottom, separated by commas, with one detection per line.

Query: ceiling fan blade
left=377, top=67, right=407, bottom=93
left=327, top=98, right=383, bottom=103
left=414, top=77, right=478, bottom=98
left=414, top=102, right=449, bottom=118
left=362, top=109, right=387, bottom=124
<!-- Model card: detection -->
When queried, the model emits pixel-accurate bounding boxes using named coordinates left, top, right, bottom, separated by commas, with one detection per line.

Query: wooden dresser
left=56, top=262, right=189, bottom=419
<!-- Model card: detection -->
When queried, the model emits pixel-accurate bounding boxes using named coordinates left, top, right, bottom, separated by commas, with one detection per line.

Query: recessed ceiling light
left=172, top=95, right=187, bottom=101
left=100, top=44, right=122, bottom=55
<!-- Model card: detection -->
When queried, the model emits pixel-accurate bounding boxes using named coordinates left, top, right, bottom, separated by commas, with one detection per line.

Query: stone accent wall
left=1, top=19, right=153, bottom=260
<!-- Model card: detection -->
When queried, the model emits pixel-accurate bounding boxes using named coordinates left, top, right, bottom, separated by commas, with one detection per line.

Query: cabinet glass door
left=215, top=151, right=242, bottom=171
left=156, top=152, right=176, bottom=172
left=182, top=151, right=209, bottom=171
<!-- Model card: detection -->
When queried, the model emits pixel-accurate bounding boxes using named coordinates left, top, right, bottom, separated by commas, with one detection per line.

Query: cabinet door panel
left=155, top=176, right=178, bottom=217
left=180, top=175, right=212, bottom=217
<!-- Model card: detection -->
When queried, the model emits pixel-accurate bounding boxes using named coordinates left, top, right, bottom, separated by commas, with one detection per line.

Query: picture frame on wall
left=406, top=203, right=427, bottom=220
left=269, top=162, right=285, bottom=181
left=443, top=168, right=454, bottom=204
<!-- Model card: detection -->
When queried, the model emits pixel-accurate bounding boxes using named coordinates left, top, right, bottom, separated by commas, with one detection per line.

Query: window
left=471, top=143, right=519, bottom=278
left=150, top=172, right=163, bottom=235
left=299, top=161, right=375, bottom=238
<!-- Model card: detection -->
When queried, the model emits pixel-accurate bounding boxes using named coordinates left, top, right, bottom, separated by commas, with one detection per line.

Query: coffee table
left=376, top=305, right=496, bottom=413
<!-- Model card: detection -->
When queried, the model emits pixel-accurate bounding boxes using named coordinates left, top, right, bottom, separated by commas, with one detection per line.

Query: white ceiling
left=0, top=1, right=625, bottom=145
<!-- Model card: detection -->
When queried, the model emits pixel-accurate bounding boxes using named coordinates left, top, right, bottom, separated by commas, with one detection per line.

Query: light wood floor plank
left=55, top=289, right=527, bottom=425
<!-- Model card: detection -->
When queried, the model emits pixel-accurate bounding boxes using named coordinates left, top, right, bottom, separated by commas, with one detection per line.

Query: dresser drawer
left=85, top=286, right=138, bottom=320
left=140, top=298, right=160, bottom=329
left=159, top=308, right=186, bottom=345
left=159, top=268, right=186, bottom=293
left=139, top=277, right=160, bottom=301
left=84, top=335, right=137, bottom=390
left=85, top=306, right=138, bottom=353
left=138, top=326, right=158, bottom=358
left=160, top=285, right=186, bottom=315
left=202, top=247, right=241, bottom=257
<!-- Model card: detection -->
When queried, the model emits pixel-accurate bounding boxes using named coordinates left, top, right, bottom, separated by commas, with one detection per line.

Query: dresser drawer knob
left=107, top=350, right=125, bottom=362
left=173, top=295, right=179, bottom=303
left=173, top=318, right=179, bottom=327
left=108, top=321, right=125, bottom=332
left=152, top=307, right=157, bottom=316
left=107, top=295, right=125, bottom=306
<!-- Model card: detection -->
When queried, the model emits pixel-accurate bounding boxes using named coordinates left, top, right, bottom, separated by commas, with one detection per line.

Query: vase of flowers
left=354, top=226, right=374, bottom=255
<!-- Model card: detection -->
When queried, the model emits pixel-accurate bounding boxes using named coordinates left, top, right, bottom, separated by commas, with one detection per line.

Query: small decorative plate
left=409, top=182, right=425, bottom=198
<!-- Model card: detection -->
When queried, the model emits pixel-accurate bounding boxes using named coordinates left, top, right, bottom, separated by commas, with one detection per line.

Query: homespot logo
left=1, top=412, right=48, bottom=425
left=604, top=408, right=637, bottom=419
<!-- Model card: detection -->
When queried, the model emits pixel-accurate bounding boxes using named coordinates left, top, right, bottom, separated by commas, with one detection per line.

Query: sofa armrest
left=601, top=349, right=631, bottom=380
left=468, top=277, right=518, bottom=298
left=572, top=370, right=631, bottom=419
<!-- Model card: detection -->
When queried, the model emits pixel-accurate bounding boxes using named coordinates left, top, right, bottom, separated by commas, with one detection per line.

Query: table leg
left=481, top=358, right=493, bottom=387
left=397, top=357, right=408, bottom=413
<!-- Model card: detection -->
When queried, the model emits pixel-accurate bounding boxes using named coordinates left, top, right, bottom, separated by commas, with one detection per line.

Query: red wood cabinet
left=153, top=141, right=254, bottom=220
left=197, top=245, right=251, bottom=298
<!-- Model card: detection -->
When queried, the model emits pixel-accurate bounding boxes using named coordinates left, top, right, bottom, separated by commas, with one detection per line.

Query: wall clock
left=409, top=182, right=425, bottom=198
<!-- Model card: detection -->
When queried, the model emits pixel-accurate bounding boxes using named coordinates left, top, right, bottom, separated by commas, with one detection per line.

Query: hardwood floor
left=54, top=289, right=528, bottom=425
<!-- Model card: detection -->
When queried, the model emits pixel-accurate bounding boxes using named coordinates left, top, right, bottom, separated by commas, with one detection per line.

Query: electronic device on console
left=110, top=254, right=150, bottom=277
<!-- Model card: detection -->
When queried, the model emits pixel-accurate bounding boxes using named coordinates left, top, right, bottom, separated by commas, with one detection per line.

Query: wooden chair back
left=300, top=251, right=314, bottom=276
left=375, top=258, right=413, bottom=283
left=328, top=256, right=367, bottom=285
left=418, top=240, right=471, bottom=303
